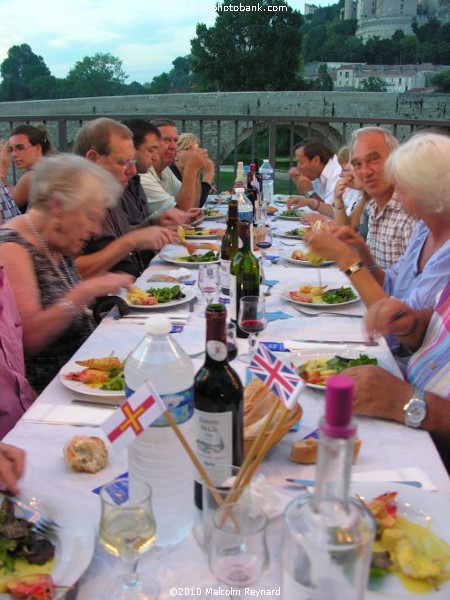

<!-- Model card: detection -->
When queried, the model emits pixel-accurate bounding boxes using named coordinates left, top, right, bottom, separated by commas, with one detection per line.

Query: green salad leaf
left=326, top=354, right=378, bottom=371
left=322, top=286, right=357, bottom=304
left=145, top=285, right=183, bottom=303
left=182, top=251, right=219, bottom=263
left=100, top=371, right=125, bottom=391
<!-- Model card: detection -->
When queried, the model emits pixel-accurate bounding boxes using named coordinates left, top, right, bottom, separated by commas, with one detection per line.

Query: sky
left=0, top=0, right=334, bottom=84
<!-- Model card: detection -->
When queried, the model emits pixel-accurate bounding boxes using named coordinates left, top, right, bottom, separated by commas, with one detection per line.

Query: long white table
left=4, top=210, right=450, bottom=599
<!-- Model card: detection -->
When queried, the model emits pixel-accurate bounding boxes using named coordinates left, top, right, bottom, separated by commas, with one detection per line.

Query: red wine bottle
left=194, top=304, right=243, bottom=509
left=220, top=200, right=239, bottom=296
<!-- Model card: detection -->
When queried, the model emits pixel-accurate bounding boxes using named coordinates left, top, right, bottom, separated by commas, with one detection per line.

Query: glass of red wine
left=198, top=263, right=220, bottom=306
left=255, top=224, right=273, bottom=267
left=238, top=296, right=267, bottom=363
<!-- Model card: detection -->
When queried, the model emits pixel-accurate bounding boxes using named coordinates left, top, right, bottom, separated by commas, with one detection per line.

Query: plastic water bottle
left=125, top=316, right=195, bottom=546
left=235, top=187, right=253, bottom=223
left=259, top=159, right=274, bottom=206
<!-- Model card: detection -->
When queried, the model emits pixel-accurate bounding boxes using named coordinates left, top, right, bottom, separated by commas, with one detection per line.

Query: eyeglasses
left=8, top=144, right=34, bottom=153
left=108, top=156, right=137, bottom=169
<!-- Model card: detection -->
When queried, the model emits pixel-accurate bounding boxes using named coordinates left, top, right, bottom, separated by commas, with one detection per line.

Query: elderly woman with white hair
left=0, top=154, right=133, bottom=393
left=305, top=131, right=450, bottom=314
left=170, top=132, right=215, bottom=207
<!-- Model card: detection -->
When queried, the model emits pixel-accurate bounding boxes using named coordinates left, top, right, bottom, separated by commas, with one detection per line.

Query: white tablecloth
left=4, top=213, right=449, bottom=599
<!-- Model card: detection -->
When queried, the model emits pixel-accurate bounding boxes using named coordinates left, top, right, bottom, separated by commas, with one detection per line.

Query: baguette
left=290, top=437, right=362, bottom=464
left=64, top=435, right=109, bottom=474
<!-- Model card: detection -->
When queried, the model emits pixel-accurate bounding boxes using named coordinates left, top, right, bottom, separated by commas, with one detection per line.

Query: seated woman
left=305, top=132, right=450, bottom=314
left=0, top=154, right=133, bottom=393
left=345, top=286, right=450, bottom=471
left=169, top=133, right=215, bottom=207
left=1, top=125, right=57, bottom=211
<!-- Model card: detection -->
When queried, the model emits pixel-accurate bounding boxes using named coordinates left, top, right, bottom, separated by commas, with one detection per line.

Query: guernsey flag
left=102, top=380, right=166, bottom=451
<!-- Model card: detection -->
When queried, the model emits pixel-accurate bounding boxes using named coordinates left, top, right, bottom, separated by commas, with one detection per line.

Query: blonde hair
left=177, top=133, right=200, bottom=153
left=29, top=154, right=121, bottom=212
left=337, top=145, right=350, bottom=167
left=385, top=131, right=450, bottom=212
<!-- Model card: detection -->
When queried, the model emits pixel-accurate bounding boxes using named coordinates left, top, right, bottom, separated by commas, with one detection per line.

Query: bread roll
left=290, top=437, right=362, bottom=464
left=64, top=435, right=109, bottom=474
left=266, top=206, right=278, bottom=215
left=147, top=274, right=178, bottom=282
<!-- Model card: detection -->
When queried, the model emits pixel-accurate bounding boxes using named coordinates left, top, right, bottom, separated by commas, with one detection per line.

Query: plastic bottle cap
left=144, top=316, right=172, bottom=336
left=322, top=374, right=355, bottom=439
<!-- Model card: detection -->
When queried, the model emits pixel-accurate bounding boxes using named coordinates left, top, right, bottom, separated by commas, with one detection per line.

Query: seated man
left=73, top=118, right=174, bottom=278
left=345, top=287, right=450, bottom=470
left=140, top=119, right=212, bottom=215
left=288, top=138, right=342, bottom=218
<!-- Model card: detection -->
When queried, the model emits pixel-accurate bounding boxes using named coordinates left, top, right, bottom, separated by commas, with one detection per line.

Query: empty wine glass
left=198, top=263, right=220, bottom=306
left=238, top=296, right=267, bottom=363
left=99, top=477, right=159, bottom=600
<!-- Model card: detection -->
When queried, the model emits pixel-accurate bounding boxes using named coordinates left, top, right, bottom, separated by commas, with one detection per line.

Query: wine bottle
left=282, top=375, right=375, bottom=599
left=229, top=221, right=260, bottom=338
left=194, top=303, right=244, bottom=509
left=220, top=200, right=240, bottom=296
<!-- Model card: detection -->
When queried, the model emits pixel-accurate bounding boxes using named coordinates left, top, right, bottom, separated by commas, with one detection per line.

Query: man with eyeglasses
left=73, top=118, right=175, bottom=279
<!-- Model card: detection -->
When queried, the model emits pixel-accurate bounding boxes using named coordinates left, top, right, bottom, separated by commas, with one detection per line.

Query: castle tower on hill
left=354, top=0, right=449, bottom=41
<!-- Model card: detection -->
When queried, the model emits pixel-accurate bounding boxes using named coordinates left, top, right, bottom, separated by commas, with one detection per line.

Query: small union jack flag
left=102, top=380, right=166, bottom=451
left=249, top=344, right=304, bottom=409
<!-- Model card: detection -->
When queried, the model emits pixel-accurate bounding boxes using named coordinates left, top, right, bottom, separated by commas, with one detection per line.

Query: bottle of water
left=259, top=159, right=274, bottom=206
left=235, top=187, right=253, bottom=223
left=125, top=316, right=195, bottom=547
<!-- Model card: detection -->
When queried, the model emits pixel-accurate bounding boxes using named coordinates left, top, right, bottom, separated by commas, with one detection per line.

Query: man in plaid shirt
left=350, top=126, right=417, bottom=269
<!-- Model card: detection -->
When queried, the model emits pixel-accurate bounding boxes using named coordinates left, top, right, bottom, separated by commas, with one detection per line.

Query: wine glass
left=99, top=477, right=160, bottom=600
left=255, top=224, right=273, bottom=267
left=238, top=296, right=267, bottom=363
left=198, top=263, right=220, bottom=306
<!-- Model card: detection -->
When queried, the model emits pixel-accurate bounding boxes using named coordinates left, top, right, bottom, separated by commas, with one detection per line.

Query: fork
left=293, top=306, right=363, bottom=319
left=4, top=493, right=59, bottom=540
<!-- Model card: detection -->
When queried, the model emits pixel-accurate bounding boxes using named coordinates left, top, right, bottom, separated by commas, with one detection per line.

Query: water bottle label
left=125, top=384, right=194, bottom=427
left=238, top=210, right=253, bottom=223
left=260, top=172, right=274, bottom=182
left=194, top=408, right=233, bottom=484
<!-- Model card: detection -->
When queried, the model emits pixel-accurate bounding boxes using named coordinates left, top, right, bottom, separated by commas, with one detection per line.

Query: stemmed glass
left=99, top=477, right=160, bottom=600
left=255, top=224, right=273, bottom=268
left=238, top=295, right=267, bottom=363
left=198, top=263, right=220, bottom=306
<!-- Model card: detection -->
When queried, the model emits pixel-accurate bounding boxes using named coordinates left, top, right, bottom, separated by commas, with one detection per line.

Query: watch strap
left=342, top=261, right=364, bottom=277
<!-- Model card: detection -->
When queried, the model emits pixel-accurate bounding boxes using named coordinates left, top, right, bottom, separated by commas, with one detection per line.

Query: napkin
left=23, top=403, right=114, bottom=426
left=267, top=311, right=293, bottom=322
left=250, top=474, right=292, bottom=519
left=352, top=468, right=437, bottom=492
left=284, top=316, right=367, bottom=344
left=168, top=268, right=192, bottom=280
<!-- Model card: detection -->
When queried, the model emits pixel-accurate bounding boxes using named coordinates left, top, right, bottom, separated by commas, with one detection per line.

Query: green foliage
left=358, top=76, right=387, bottom=92
left=313, top=64, right=333, bottom=91
left=0, top=44, right=50, bottom=100
left=66, top=53, right=128, bottom=97
left=430, top=69, right=450, bottom=92
left=190, top=0, right=305, bottom=91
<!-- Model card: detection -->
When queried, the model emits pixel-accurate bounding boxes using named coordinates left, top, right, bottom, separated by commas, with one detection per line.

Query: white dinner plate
left=276, top=228, right=309, bottom=240
left=59, top=360, right=125, bottom=397
left=273, top=195, right=289, bottom=204
left=160, top=247, right=220, bottom=267
left=123, top=281, right=195, bottom=309
left=276, top=210, right=305, bottom=221
left=283, top=283, right=360, bottom=307
left=352, top=482, right=450, bottom=599
left=202, top=210, right=226, bottom=220
left=184, top=231, right=222, bottom=240
left=287, top=347, right=381, bottom=390
left=0, top=495, right=95, bottom=599
left=280, top=249, right=334, bottom=267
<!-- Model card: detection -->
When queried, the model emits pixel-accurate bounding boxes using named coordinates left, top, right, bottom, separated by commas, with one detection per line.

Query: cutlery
left=289, top=339, right=379, bottom=347
left=293, top=306, right=363, bottom=319
left=71, top=399, right=122, bottom=409
left=286, top=478, right=422, bottom=488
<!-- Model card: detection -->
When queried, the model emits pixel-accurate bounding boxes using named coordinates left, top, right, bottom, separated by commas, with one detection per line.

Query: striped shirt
left=406, top=282, right=450, bottom=398
left=0, top=182, right=20, bottom=222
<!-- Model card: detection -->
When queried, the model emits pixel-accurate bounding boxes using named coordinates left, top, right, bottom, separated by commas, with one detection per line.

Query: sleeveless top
left=0, top=229, right=96, bottom=393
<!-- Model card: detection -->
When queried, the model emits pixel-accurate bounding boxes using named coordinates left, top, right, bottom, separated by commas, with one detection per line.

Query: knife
left=71, top=399, right=122, bottom=409
left=286, top=478, right=422, bottom=488
left=288, top=339, right=379, bottom=347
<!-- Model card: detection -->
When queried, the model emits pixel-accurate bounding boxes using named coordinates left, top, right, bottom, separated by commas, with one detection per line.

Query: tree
left=313, top=64, right=333, bottom=90
left=66, top=53, right=128, bottom=97
left=358, top=76, right=387, bottom=92
left=0, top=44, right=51, bottom=100
left=190, top=0, right=304, bottom=91
left=148, top=72, right=171, bottom=94
left=430, top=69, right=450, bottom=93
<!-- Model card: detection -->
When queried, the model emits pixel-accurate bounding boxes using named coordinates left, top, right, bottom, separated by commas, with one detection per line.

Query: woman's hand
left=304, top=228, right=358, bottom=265
left=365, top=297, right=417, bottom=338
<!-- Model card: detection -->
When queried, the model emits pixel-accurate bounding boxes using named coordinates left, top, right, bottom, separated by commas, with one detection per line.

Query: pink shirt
left=0, top=266, right=33, bottom=437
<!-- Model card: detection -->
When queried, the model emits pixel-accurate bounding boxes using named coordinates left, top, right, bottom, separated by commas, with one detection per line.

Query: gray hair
left=29, top=154, right=121, bottom=211
left=385, top=131, right=450, bottom=212
left=73, top=117, right=133, bottom=157
left=350, top=126, right=399, bottom=154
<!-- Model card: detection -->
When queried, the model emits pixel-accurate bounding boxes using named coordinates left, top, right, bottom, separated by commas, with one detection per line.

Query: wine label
left=220, top=259, right=231, bottom=293
left=206, top=340, right=227, bottom=361
left=194, top=408, right=233, bottom=485
left=229, top=274, right=237, bottom=320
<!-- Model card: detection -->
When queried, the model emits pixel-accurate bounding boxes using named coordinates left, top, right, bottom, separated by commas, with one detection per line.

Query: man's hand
left=304, top=228, right=358, bottom=265
left=345, top=365, right=411, bottom=423
left=365, top=298, right=417, bottom=339
left=0, top=443, right=25, bottom=495
left=287, top=196, right=312, bottom=211
left=131, top=226, right=175, bottom=251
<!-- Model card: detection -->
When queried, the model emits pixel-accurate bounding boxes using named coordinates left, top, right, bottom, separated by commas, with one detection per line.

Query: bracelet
left=57, top=299, right=79, bottom=319
left=341, top=261, right=364, bottom=277
left=368, top=264, right=379, bottom=273
left=333, top=204, right=344, bottom=211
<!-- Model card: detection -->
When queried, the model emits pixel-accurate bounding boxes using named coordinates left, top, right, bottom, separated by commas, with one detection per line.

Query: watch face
left=405, top=399, right=426, bottom=427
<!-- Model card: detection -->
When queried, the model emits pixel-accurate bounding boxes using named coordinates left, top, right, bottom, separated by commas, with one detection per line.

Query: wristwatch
left=305, top=190, right=315, bottom=198
left=403, top=388, right=427, bottom=428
